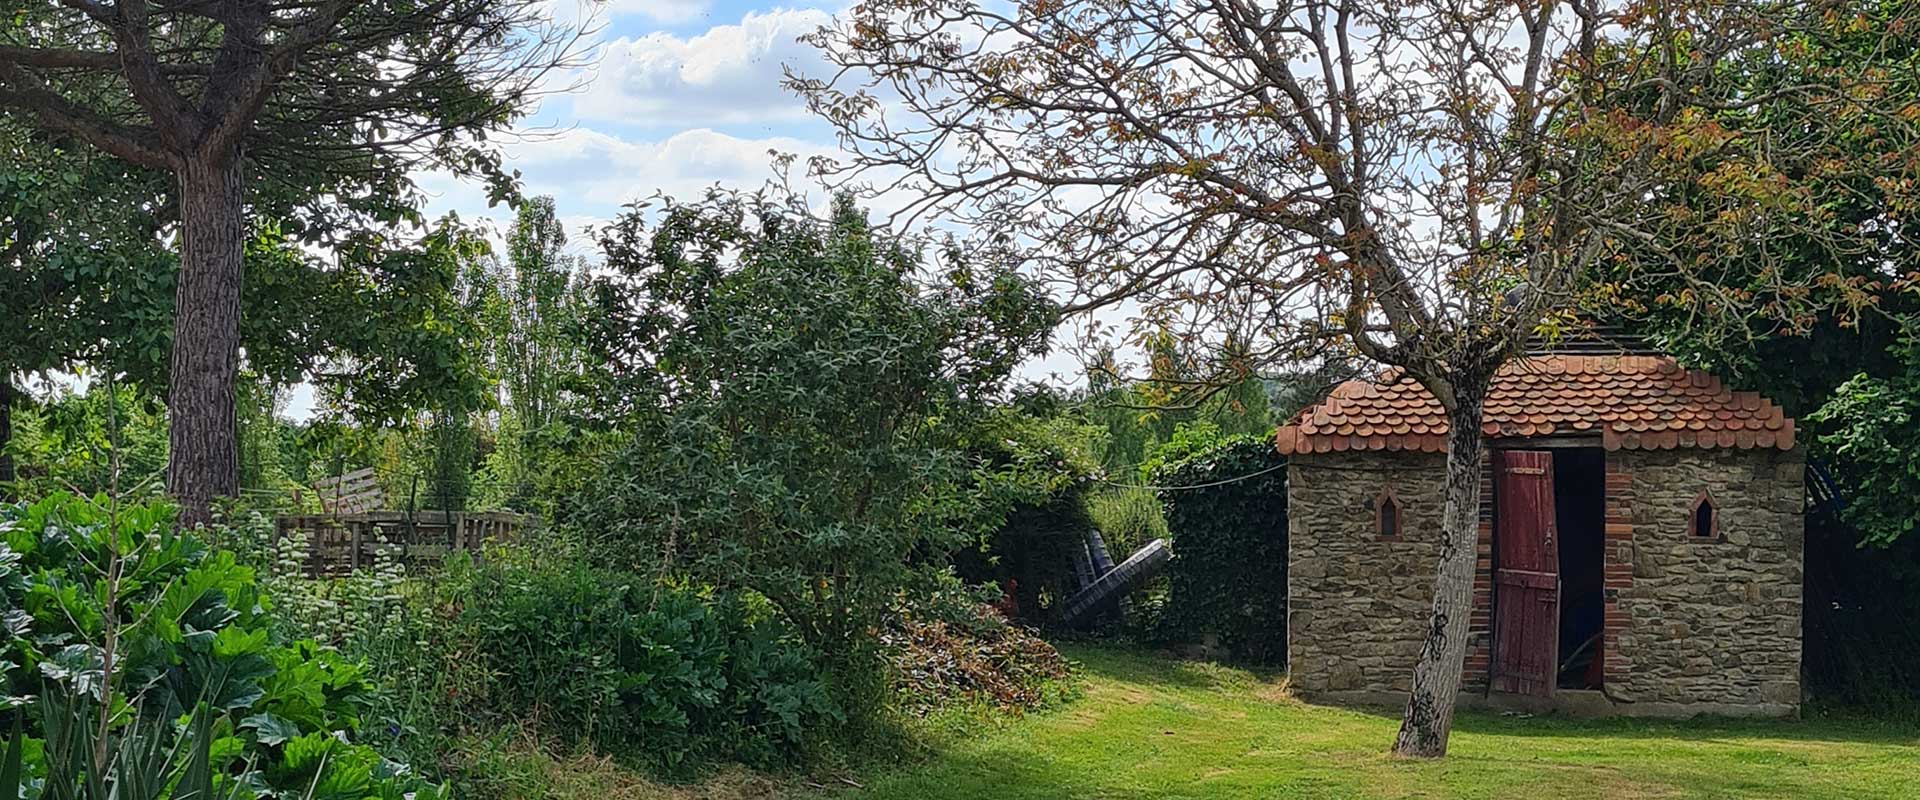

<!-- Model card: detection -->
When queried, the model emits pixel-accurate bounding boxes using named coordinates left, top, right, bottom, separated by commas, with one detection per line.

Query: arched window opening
left=1377, top=491, right=1402, bottom=540
left=1689, top=493, right=1718, bottom=539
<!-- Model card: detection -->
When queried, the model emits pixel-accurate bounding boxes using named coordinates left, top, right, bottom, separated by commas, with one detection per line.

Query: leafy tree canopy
left=570, top=191, right=1057, bottom=682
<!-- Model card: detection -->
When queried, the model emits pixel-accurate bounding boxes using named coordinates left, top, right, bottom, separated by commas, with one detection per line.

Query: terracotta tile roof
left=1274, top=354, right=1794, bottom=455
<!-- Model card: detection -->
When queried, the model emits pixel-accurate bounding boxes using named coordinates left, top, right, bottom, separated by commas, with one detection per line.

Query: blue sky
left=413, top=0, right=848, bottom=245
left=282, top=0, right=1092, bottom=419
left=282, top=2, right=852, bottom=420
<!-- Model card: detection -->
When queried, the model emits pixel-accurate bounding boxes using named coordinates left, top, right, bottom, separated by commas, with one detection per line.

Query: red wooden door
left=1492, top=450, right=1559, bottom=697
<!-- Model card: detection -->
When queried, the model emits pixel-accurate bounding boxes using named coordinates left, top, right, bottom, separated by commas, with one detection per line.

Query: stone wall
left=1286, top=451, right=1478, bottom=696
left=1287, top=445, right=1804, bottom=716
left=1606, top=447, right=1804, bottom=714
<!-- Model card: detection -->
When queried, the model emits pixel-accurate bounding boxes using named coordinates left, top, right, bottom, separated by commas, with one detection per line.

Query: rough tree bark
left=165, top=154, right=246, bottom=524
left=1392, top=393, right=1490, bottom=757
left=0, top=375, right=15, bottom=496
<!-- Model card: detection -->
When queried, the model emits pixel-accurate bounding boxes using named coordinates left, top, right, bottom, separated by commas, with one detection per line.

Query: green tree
left=1581, top=6, right=1920, bottom=547
left=3, top=121, right=506, bottom=501
left=1, top=123, right=172, bottom=491
left=463, top=196, right=592, bottom=506
left=1807, top=336, right=1920, bottom=546
left=0, top=0, right=586, bottom=522
left=571, top=192, right=1056, bottom=696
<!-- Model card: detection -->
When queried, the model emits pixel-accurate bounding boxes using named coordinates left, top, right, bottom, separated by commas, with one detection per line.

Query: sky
left=287, top=0, right=874, bottom=419
left=412, top=0, right=848, bottom=248
left=273, top=0, right=1140, bottom=421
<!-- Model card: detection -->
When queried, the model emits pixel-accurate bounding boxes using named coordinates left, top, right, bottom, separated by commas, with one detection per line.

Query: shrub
left=1151, top=437, right=1289, bottom=665
left=950, top=409, right=1104, bottom=625
left=570, top=192, right=1055, bottom=691
left=373, top=555, right=841, bottom=777
left=0, top=492, right=438, bottom=797
left=1086, top=486, right=1168, bottom=560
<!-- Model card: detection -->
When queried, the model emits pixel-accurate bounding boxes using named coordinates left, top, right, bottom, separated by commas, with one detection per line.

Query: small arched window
left=1376, top=490, right=1402, bottom=540
left=1689, top=492, right=1718, bottom=540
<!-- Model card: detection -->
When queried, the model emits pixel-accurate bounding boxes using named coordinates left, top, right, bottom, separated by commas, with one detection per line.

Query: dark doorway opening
left=1553, top=448, right=1606, bottom=689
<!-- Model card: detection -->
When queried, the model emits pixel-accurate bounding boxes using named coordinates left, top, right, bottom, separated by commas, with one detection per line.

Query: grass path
left=828, top=645, right=1919, bottom=799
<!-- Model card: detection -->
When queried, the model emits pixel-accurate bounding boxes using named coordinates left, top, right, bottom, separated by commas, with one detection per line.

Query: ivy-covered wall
left=1153, top=438, right=1288, bottom=664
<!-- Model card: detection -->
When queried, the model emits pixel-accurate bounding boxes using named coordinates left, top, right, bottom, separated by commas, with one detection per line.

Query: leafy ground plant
left=0, top=492, right=440, bottom=798
left=314, top=551, right=843, bottom=782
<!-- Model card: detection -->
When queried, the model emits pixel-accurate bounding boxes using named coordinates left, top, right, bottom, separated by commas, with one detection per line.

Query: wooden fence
left=273, top=511, right=531, bottom=577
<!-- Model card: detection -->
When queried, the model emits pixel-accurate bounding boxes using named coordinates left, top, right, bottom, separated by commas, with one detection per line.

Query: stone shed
left=1276, top=354, right=1805, bottom=717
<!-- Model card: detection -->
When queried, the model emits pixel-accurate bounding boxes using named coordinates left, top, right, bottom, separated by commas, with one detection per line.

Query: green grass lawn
left=827, top=645, right=1919, bottom=800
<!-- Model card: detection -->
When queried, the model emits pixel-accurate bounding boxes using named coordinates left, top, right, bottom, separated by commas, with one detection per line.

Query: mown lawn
left=825, top=645, right=1919, bottom=800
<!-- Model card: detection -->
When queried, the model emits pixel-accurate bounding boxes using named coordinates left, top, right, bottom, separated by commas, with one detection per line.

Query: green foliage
left=424, top=406, right=476, bottom=513
left=1804, top=376, right=1912, bottom=548
left=966, top=408, right=1104, bottom=532
left=1150, top=438, right=1288, bottom=665
left=3, top=117, right=498, bottom=430
left=944, top=405, right=1103, bottom=626
left=377, top=554, right=839, bottom=777
left=459, top=197, right=597, bottom=514
left=1584, top=6, right=1920, bottom=384
left=0, top=124, right=173, bottom=386
left=571, top=192, right=1056, bottom=683
left=3, top=386, right=169, bottom=498
left=1071, top=344, right=1279, bottom=491
left=1807, top=342, right=1920, bottom=546
left=1084, top=487, right=1167, bottom=565
left=0, top=492, right=437, bottom=798
left=1137, top=420, right=1234, bottom=482
left=300, top=218, right=496, bottom=428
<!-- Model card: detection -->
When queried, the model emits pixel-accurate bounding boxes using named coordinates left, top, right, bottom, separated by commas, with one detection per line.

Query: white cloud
left=412, top=126, right=834, bottom=240
left=542, top=0, right=713, bottom=26
left=510, top=126, right=828, bottom=206
left=574, top=8, right=833, bottom=126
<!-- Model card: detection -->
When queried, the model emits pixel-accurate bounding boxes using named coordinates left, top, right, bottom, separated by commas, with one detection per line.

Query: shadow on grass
left=823, top=646, right=1920, bottom=799
left=1057, top=642, right=1283, bottom=694
left=842, top=748, right=1159, bottom=800
left=1308, top=695, right=1920, bottom=747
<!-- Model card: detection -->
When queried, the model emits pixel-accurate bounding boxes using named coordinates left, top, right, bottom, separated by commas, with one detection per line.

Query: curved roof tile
left=1274, top=354, right=1794, bottom=455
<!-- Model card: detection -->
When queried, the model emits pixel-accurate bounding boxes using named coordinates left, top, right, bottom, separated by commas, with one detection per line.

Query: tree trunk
left=165, top=154, right=245, bottom=525
left=0, top=375, right=15, bottom=498
left=1392, top=396, right=1487, bottom=758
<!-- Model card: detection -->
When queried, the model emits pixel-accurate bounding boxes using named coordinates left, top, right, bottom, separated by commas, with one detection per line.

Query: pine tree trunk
left=1391, top=397, right=1487, bottom=758
left=165, top=154, right=245, bottom=525
left=0, top=375, right=15, bottom=497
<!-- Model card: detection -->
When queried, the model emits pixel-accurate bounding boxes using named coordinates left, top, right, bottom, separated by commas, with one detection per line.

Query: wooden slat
left=311, top=466, right=377, bottom=489
left=271, top=510, right=533, bottom=577
left=1492, top=450, right=1560, bottom=698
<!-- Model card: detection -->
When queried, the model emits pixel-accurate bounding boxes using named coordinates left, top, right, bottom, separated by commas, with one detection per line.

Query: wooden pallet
left=272, top=510, right=531, bottom=577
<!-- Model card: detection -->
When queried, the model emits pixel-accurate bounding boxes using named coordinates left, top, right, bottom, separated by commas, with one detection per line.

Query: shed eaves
left=1273, top=354, right=1794, bottom=455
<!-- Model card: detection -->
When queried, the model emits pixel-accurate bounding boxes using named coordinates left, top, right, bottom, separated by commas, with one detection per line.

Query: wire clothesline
left=1095, top=461, right=1288, bottom=492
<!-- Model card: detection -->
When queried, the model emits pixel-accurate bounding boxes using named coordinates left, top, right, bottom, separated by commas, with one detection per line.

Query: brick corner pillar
left=1601, top=451, right=1636, bottom=689
left=1463, top=448, right=1496, bottom=691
